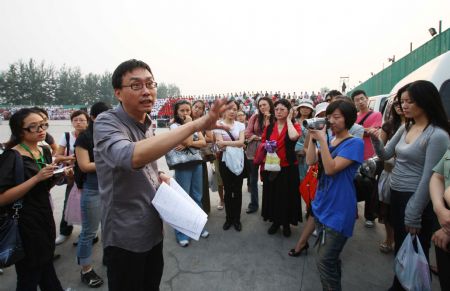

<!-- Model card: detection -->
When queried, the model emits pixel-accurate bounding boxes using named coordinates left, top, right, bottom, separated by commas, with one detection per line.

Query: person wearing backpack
left=306, top=99, right=364, bottom=290
left=54, top=110, right=89, bottom=245
left=0, top=108, right=65, bottom=290
left=74, top=102, right=111, bottom=287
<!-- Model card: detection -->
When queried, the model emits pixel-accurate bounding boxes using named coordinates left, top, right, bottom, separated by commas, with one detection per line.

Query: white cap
left=314, top=102, right=329, bottom=117
left=298, top=99, right=314, bottom=110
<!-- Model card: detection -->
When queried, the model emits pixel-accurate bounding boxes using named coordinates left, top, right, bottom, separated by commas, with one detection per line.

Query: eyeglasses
left=23, top=123, right=49, bottom=133
left=122, top=81, right=158, bottom=91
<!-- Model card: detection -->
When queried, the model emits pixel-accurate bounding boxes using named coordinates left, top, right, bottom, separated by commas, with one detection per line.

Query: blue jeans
left=77, top=188, right=102, bottom=266
left=315, top=222, right=348, bottom=291
left=247, top=161, right=259, bottom=210
left=174, top=164, right=204, bottom=242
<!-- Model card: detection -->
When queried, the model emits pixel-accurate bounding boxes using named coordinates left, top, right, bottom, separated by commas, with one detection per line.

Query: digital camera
left=303, top=118, right=328, bottom=130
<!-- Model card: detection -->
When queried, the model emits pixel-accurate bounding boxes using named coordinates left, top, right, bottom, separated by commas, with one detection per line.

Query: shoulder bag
left=0, top=150, right=26, bottom=267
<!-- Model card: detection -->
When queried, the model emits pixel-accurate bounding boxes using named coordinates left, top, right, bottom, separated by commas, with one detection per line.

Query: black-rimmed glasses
left=23, top=123, right=49, bottom=133
left=122, top=81, right=158, bottom=91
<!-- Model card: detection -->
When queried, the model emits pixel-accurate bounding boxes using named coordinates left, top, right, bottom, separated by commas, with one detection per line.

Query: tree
left=167, top=83, right=181, bottom=97
left=157, top=82, right=168, bottom=99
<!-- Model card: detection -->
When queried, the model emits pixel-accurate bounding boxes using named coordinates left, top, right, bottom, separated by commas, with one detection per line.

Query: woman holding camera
left=261, top=99, right=302, bottom=237
left=0, top=108, right=65, bottom=290
left=306, top=99, right=364, bottom=290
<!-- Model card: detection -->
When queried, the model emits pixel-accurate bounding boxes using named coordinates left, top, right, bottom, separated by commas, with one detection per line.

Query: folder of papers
left=152, top=178, right=208, bottom=240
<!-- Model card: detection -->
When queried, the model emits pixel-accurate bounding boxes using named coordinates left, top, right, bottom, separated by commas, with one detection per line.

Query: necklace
left=19, top=143, right=45, bottom=170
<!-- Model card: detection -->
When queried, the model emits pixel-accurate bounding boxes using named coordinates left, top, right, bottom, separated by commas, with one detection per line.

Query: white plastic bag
left=264, top=152, right=281, bottom=172
left=222, top=147, right=244, bottom=176
left=394, top=234, right=431, bottom=291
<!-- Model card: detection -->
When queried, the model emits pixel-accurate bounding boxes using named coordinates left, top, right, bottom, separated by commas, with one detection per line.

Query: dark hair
left=191, top=100, right=206, bottom=119
left=382, top=96, right=403, bottom=140
left=173, top=100, right=191, bottom=125
left=31, top=106, right=48, bottom=118
left=325, top=90, right=342, bottom=99
left=274, top=99, right=295, bottom=123
left=87, top=102, right=111, bottom=131
left=5, top=108, right=41, bottom=149
left=257, top=97, right=275, bottom=130
left=350, top=90, right=367, bottom=100
left=296, top=105, right=313, bottom=119
left=70, top=110, right=89, bottom=121
left=326, top=99, right=357, bottom=130
left=397, top=80, right=450, bottom=134
left=112, top=59, right=153, bottom=89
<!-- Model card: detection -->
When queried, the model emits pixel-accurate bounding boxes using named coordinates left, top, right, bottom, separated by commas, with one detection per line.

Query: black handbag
left=0, top=150, right=25, bottom=268
left=165, top=147, right=203, bottom=170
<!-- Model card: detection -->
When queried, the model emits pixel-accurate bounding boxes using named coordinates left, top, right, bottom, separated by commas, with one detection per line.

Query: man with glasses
left=94, top=59, right=230, bottom=291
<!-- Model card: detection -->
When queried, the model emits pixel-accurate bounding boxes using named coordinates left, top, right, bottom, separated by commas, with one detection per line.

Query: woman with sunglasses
left=0, top=108, right=65, bottom=290
left=377, top=98, right=405, bottom=254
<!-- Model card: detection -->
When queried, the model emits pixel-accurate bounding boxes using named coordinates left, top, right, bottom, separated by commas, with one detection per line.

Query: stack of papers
left=152, top=179, right=208, bottom=240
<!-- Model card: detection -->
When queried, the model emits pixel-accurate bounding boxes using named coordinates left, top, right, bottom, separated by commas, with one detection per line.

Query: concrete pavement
left=0, top=158, right=440, bottom=291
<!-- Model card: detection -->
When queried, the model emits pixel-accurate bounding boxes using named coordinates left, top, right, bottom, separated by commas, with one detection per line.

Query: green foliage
left=0, top=59, right=177, bottom=106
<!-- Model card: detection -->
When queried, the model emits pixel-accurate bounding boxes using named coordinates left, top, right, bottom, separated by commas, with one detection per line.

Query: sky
left=0, top=0, right=449, bottom=96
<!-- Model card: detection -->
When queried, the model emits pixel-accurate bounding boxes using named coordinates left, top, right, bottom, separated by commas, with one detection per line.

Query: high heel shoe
left=288, top=242, right=309, bottom=257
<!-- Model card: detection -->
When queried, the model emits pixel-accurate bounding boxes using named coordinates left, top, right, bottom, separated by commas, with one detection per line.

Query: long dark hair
left=257, top=97, right=275, bottom=130
left=173, top=100, right=191, bottom=125
left=383, top=89, right=405, bottom=140
left=5, top=108, right=40, bottom=150
left=397, top=80, right=450, bottom=134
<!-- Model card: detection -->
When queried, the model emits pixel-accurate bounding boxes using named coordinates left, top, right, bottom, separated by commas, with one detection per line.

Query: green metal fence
left=349, top=28, right=450, bottom=96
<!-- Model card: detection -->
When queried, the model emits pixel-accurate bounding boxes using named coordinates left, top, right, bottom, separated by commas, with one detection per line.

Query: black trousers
left=104, top=241, right=164, bottom=291
left=435, top=244, right=450, bottom=290
left=59, top=181, right=74, bottom=236
left=15, top=259, right=64, bottom=291
left=219, top=160, right=243, bottom=224
left=389, top=189, right=434, bottom=291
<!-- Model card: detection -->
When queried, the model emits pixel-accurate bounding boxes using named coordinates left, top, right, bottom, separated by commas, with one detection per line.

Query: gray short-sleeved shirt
left=94, top=104, right=162, bottom=253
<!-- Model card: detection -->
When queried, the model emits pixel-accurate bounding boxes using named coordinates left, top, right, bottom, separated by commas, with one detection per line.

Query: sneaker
left=201, top=230, right=210, bottom=238
left=0, top=268, right=3, bottom=275
left=81, top=269, right=104, bottom=288
left=217, top=201, right=224, bottom=210
left=365, top=220, right=375, bottom=228
left=55, top=234, right=68, bottom=245
left=312, top=230, right=318, bottom=237
left=178, top=240, right=189, bottom=247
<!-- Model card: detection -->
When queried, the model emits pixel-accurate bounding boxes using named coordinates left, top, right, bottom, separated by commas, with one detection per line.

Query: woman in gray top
left=369, top=80, right=450, bottom=291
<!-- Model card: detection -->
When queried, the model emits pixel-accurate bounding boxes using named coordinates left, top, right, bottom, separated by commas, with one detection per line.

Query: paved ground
left=0, top=124, right=441, bottom=290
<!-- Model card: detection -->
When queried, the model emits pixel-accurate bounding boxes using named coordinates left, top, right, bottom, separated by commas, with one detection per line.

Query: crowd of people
left=1, top=106, right=83, bottom=121
left=0, top=59, right=449, bottom=291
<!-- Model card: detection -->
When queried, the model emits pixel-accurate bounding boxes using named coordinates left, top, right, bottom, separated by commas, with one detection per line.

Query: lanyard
left=19, top=143, right=45, bottom=170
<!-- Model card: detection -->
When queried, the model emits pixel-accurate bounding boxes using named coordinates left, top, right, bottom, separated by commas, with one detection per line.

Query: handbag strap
left=224, top=130, right=236, bottom=141
left=358, top=111, right=373, bottom=126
